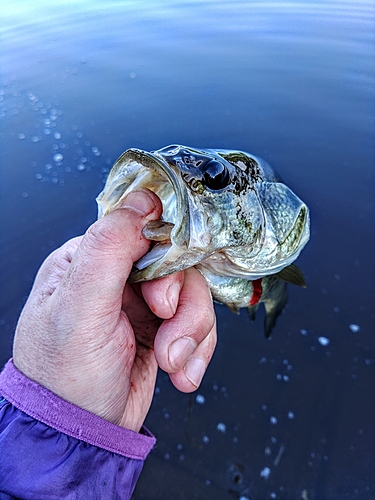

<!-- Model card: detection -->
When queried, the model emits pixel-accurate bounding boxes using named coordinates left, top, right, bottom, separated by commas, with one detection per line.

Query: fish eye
left=202, top=159, right=231, bottom=190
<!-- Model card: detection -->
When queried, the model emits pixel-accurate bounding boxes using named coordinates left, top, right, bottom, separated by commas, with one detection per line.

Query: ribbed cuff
left=0, top=359, right=155, bottom=460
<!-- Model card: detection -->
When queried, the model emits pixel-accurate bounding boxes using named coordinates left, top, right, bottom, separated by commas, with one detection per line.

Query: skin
left=13, top=189, right=217, bottom=433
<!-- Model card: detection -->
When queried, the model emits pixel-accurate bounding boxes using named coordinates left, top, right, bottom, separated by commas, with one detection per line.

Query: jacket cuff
left=0, top=359, right=155, bottom=459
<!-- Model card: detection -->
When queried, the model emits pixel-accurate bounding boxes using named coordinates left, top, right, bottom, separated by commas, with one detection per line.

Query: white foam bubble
left=196, top=394, right=206, bottom=405
left=260, top=466, right=271, bottom=479
left=349, top=324, right=360, bottom=333
left=53, top=153, right=63, bottom=162
left=318, top=337, right=330, bottom=346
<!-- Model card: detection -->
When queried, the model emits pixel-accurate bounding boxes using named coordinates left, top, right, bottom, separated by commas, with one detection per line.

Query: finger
left=58, top=189, right=162, bottom=312
left=153, top=267, right=216, bottom=374
left=169, top=319, right=217, bottom=392
left=141, top=271, right=185, bottom=319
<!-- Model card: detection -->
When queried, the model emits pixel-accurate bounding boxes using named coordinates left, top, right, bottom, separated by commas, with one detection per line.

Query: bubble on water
left=239, top=496, right=250, bottom=500
left=77, top=132, right=83, bottom=138
left=22, top=192, right=29, bottom=198
left=318, top=337, right=330, bottom=346
left=196, top=394, right=205, bottom=405
left=288, top=411, right=295, bottom=420
left=270, top=416, right=278, bottom=425
left=164, top=453, right=170, bottom=460
left=44, top=129, right=51, bottom=135
left=154, top=387, right=160, bottom=395
left=35, top=173, right=43, bottom=180
left=28, top=92, right=38, bottom=102
left=18, top=133, right=26, bottom=139
left=283, top=375, right=289, bottom=382
left=53, top=153, right=63, bottom=162
left=54, top=132, right=61, bottom=139
left=270, top=493, right=277, bottom=499
left=349, top=324, right=360, bottom=333
left=31, top=136, right=41, bottom=143
left=51, top=177, right=58, bottom=184
left=202, top=435, right=209, bottom=443
left=217, top=422, right=226, bottom=433
left=300, top=329, right=308, bottom=335
left=77, top=164, right=85, bottom=171
left=276, top=374, right=282, bottom=381
left=45, top=164, right=52, bottom=172
left=260, top=466, right=271, bottom=479
left=163, top=412, right=169, bottom=420
left=334, top=307, right=340, bottom=313
left=92, top=146, right=101, bottom=156
left=262, top=405, right=267, bottom=411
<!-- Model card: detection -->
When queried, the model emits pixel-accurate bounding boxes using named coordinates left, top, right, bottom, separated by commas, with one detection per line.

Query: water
left=1, top=1, right=374, bottom=498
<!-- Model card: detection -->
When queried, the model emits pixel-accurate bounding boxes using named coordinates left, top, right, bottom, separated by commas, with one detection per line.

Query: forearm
left=0, top=360, right=155, bottom=500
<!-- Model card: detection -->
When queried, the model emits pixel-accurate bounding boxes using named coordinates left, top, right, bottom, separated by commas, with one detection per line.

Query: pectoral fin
left=274, top=263, right=306, bottom=288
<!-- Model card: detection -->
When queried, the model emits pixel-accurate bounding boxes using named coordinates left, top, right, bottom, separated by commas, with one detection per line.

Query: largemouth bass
left=97, top=145, right=310, bottom=337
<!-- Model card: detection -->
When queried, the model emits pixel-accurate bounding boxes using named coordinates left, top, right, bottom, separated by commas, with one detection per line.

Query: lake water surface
left=1, top=1, right=374, bottom=498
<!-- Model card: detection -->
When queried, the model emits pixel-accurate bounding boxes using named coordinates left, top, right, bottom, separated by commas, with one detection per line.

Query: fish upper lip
left=97, top=148, right=189, bottom=246
left=131, top=148, right=190, bottom=247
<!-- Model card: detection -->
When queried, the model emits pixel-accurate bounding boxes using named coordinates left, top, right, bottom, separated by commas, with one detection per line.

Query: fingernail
left=167, top=282, right=181, bottom=315
left=119, top=189, right=155, bottom=216
left=184, top=356, right=206, bottom=388
left=168, top=337, right=197, bottom=370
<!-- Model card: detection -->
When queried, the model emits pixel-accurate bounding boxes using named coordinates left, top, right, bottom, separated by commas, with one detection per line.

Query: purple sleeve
left=0, top=359, right=156, bottom=499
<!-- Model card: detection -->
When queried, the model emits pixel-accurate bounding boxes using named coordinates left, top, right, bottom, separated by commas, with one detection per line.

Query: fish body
left=97, top=145, right=310, bottom=336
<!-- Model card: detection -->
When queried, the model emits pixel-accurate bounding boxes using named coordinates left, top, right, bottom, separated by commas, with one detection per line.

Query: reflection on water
left=1, top=1, right=374, bottom=498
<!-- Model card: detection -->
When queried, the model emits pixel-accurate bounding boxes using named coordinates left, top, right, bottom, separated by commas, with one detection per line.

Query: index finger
left=153, top=267, right=217, bottom=392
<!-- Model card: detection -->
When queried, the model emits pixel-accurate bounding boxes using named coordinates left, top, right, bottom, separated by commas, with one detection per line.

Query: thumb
left=59, top=189, right=162, bottom=310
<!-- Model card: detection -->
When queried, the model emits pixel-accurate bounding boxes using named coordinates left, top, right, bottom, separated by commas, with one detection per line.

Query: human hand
left=13, top=189, right=217, bottom=432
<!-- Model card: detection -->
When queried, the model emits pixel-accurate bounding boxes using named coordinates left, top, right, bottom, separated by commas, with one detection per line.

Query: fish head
left=96, top=145, right=310, bottom=281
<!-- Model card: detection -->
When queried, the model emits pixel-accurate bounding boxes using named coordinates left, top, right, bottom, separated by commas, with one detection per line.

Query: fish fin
left=263, top=280, right=288, bottom=338
left=247, top=304, right=258, bottom=321
left=274, top=263, right=306, bottom=288
left=226, top=302, right=241, bottom=314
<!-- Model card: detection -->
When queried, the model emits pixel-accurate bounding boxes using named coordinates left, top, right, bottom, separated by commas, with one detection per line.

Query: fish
left=97, top=145, right=310, bottom=337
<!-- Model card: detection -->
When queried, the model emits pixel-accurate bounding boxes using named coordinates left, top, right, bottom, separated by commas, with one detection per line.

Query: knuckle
left=84, top=217, right=129, bottom=255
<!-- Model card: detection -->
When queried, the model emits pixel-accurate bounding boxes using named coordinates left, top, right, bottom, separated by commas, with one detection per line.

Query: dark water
left=1, top=1, right=374, bottom=498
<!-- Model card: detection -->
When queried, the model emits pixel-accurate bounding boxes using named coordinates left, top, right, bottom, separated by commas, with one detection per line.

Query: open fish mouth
left=96, top=148, right=189, bottom=279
